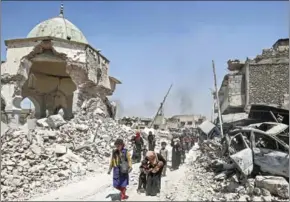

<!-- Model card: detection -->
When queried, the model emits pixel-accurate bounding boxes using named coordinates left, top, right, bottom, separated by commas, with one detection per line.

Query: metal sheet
left=198, top=120, right=215, bottom=135
left=230, top=148, right=253, bottom=176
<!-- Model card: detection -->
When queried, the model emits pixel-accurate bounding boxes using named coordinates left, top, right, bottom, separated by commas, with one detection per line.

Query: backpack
left=120, top=149, right=129, bottom=174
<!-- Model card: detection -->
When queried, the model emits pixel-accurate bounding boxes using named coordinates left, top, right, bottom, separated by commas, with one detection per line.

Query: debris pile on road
left=1, top=101, right=136, bottom=201
left=196, top=119, right=289, bottom=201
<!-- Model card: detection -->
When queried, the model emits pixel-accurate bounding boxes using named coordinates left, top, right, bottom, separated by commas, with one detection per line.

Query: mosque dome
left=27, top=4, right=88, bottom=44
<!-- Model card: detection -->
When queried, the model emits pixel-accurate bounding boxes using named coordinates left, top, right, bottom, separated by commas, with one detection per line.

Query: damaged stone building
left=166, top=114, right=206, bottom=129
left=1, top=5, right=121, bottom=124
left=216, top=38, right=289, bottom=121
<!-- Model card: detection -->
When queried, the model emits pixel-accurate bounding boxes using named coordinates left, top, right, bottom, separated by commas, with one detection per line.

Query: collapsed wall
left=1, top=37, right=117, bottom=123
left=0, top=37, right=125, bottom=201
left=217, top=38, right=289, bottom=116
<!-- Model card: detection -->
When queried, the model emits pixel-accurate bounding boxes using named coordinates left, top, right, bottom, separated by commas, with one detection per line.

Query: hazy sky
left=1, top=1, right=288, bottom=118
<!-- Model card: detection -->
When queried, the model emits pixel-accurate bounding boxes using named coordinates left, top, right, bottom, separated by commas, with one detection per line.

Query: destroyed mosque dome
left=27, top=4, right=88, bottom=44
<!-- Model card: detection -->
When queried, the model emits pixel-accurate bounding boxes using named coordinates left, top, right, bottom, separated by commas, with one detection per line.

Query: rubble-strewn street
left=24, top=144, right=218, bottom=201
left=1, top=1, right=289, bottom=202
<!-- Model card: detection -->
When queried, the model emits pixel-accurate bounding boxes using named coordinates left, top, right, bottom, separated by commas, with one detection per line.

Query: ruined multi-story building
left=1, top=5, right=121, bottom=122
left=217, top=38, right=289, bottom=115
left=167, top=114, right=206, bottom=129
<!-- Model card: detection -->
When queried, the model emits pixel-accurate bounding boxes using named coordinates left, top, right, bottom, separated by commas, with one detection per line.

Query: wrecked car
left=247, top=122, right=289, bottom=145
left=228, top=127, right=289, bottom=178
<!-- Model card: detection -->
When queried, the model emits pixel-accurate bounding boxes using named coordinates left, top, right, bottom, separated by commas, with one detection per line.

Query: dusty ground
left=30, top=144, right=214, bottom=201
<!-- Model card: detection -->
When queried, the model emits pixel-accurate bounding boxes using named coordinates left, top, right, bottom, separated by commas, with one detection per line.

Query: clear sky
left=1, top=1, right=288, bottom=118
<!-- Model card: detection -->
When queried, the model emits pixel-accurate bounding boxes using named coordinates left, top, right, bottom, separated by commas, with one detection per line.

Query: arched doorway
left=20, top=97, right=38, bottom=124
left=20, top=48, right=77, bottom=120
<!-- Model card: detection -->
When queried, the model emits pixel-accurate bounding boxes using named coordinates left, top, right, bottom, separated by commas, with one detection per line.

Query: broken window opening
left=256, top=123, right=276, bottom=132
left=229, top=133, right=248, bottom=154
left=254, top=133, right=278, bottom=150
left=187, top=121, right=193, bottom=125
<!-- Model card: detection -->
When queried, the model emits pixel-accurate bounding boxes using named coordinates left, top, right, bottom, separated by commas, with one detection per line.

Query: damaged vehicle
left=246, top=122, right=289, bottom=145
left=228, top=126, right=289, bottom=178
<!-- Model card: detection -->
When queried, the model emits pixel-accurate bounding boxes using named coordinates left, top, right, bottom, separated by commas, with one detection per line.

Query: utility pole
left=212, top=60, right=224, bottom=138
left=209, top=88, right=215, bottom=123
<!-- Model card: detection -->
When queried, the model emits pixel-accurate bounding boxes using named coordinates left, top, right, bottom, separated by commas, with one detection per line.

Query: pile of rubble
left=196, top=135, right=289, bottom=201
left=1, top=99, right=136, bottom=201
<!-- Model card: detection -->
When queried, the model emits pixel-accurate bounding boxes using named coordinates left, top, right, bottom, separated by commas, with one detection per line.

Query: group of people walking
left=171, top=131, right=196, bottom=170
left=107, top=130, right=195, bottom=200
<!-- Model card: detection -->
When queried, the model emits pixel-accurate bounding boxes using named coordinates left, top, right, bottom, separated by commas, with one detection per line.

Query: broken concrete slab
left=54, top=144, right=67, bottom=155
left=63, top=150, right=85, bottom=163
left=255, top=175, right=289, bottom=199
left=36, top=118, right=49, bottom=127
left=46, top=115, right=66, bottom=129
left=30, top=144, right=42, bottom=155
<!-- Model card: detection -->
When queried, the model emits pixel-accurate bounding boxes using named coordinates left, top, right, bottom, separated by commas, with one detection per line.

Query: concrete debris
left=255, top=176, right=289, bottom=199
left=36, top=118, right=49, bottom=128
left=46, top=114, right=67, bottom=129
left=1, top=101, right=136, bottom=201
left=196, top=120, right=289, bottom=201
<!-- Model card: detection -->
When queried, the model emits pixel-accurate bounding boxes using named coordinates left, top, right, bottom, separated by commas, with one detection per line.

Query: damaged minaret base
left=1, top=7, right=121, bottom=126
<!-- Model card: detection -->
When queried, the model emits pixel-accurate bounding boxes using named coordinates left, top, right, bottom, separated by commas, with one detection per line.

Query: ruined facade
left=167, top=114, right=206, bottom=129
left=1, top=6, right=121, bottom=123
left=217, top=39, right=289, bottom=115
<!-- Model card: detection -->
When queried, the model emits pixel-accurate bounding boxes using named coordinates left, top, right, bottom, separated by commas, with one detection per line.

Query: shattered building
left=167, top=114, right=206, bottom=129
left=217, top=38, right=289, bottom=115
left=1, top=5, right=121, bottom=124
left=215, top=39, right=289, bottom=127
left=118, top=116, right=152, bottom=129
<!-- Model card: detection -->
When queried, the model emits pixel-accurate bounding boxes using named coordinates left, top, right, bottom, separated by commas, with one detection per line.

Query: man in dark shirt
left=147, top=132, right=156, bottom=151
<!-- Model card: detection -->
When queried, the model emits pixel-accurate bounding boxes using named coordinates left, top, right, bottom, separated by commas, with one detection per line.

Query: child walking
left=137, top=159, right=148, bottom=193
left=159, top=142, right=168, bottom=176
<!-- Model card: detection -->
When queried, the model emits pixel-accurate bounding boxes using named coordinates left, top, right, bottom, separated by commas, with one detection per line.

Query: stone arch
left=15, top=40, right=82, bottom=120
left=6, top=39, right=110, bottom=123
left=21, top=96, right=41, bottom=119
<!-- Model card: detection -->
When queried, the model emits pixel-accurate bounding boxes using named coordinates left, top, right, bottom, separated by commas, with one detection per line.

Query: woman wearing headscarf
left=133, top=131, right=144, bottom=163
left=171, top=134, right=182, bottom=170
left=144, top=151, right=167, bottom=196
left=108, top=139, right=132, bottom=200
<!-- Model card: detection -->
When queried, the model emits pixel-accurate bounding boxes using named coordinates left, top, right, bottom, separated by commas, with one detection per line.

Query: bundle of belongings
left=137, top=151, right=167, bottom=196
